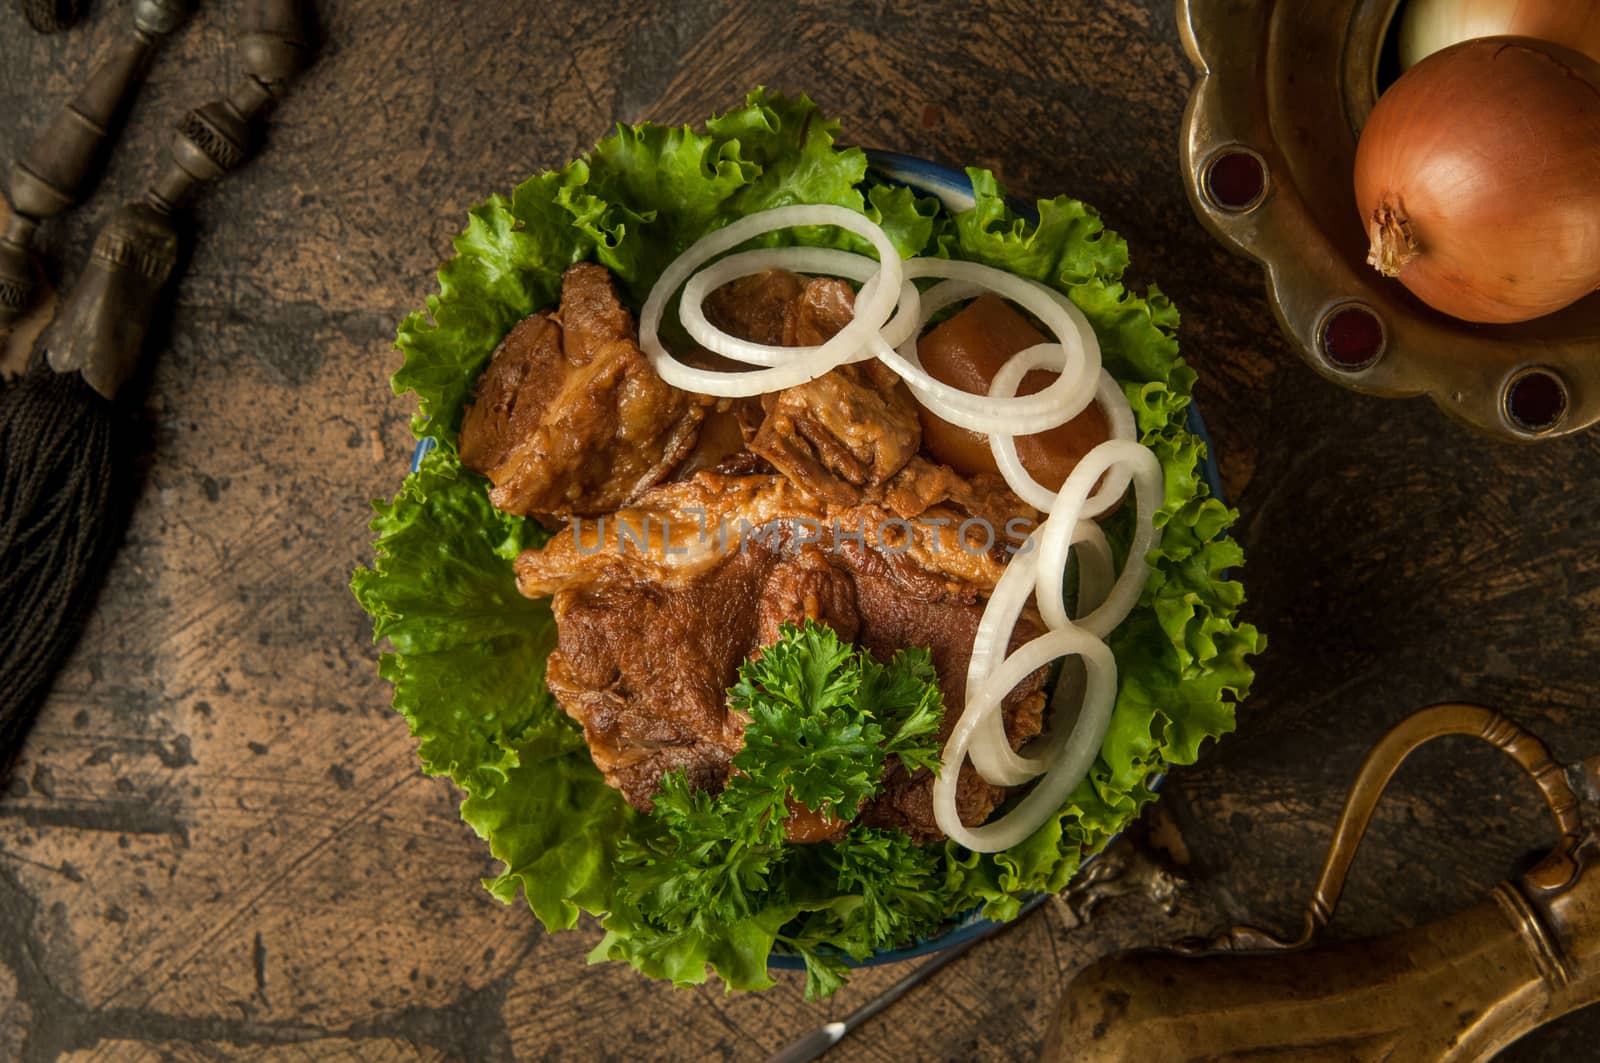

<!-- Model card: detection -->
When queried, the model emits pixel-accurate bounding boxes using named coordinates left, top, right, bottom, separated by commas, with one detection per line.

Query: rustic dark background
left=2, top=1, right=1598, bottom=1060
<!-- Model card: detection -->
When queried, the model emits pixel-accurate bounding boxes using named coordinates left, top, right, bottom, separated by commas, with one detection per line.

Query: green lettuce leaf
left=353, top=443, right=633, bottom=926
left=463, top=718, right=632, bottom=931
left=352, top=445, right=559, bottom=793
left=393, top=176, right=591, bottom=440
left=354, top=87, right=1262, bottom=997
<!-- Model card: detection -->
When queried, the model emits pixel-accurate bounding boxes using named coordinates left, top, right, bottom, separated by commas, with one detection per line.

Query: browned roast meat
left=456, top=312, right=564, bottom=476
left=543, top=548, right=770, bottom=810
left=756, top=546, right=860, bottom=646
left=457, top=263, right=707, bottom=520
left=879, top=454, right=1019, bottom=522
left=706, top=270, right=924, bottom=504
left=750, top=362, right=923, bottom=506
left=702, top=269, right=808, bottom=346
left=850, top=557, right=1047, bottom=841
left=786, top=275, right=857, bottom=346
left=702, top=270, right=860, bottom=351
left=672, top=403, right=758, bottom=479
left=519, top=470, right=1047, bottom=836
left=485, top=263, right=1052, bottom=839
left=515, top=471, right=1020, bottom=600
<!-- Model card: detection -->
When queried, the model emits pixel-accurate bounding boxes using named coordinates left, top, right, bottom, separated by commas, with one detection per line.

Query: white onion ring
left=1073, top=519, right=1115, bottom=619
left=908, top=272, right=1107, bottom=405
left=866, top=261, right=1102, bottom=435
left=964, top=541, right=1042, bottom=733
left=636, top=277, right=922, bottom=397
left=679, top=247, right=923, bottom=366
left=989, top=366, right=1137, bottom=514
left=899, top=272, right=1099, bottom=420
left=963, top=523, right=1105, bottom=708
left=1033, top=440, right=1165, bottom=640
left=639, top=205, right=905, bottom=395
left=640, top=216, right=1106, bottom=434
left=968, top=520, right=1112, bottom=786
left=934, top=627, right=1118, bottom=851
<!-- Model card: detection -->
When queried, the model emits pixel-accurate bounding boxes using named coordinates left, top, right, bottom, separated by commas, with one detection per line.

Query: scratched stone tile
left=495, top=834, right=1216, bottom=1063
left=500, top=919, right=907, bottom=1063
left=0, top=314, right=534, bottom=1028
left=0, top=955, right=29, bottom=1062
left=58, top=1039, right=452, bottom=1062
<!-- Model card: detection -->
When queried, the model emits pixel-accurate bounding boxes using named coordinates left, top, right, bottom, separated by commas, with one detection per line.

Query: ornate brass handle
left=1186, top=702, right=1585, bottom=952
left=40, top=0, right=312, bottom=400
left=1048, top=704, right=1600, bottom=1061
left=1, top=1, right=195, bottom=328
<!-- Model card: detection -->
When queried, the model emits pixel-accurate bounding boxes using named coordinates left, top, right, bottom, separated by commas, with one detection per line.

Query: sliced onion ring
left=965, top=520, right=1110, bottom=712
left=934, top=627, right=1118, bottom=852
left=964, top=539, right=1043, bottom=721
left=902, top=271, right=1099, bottom=420
left=631, top=207, right=1178, bottom=855
left=866, top=261, right=1102, bottom=435
left=967, top=520, right=1112, bottom=786
left=988, top=362, right=1137, bottom=514
left=678, top=247, right=922, bottom=366
left=1034, top=440, right=1164, bottom=640
left=639, top=205, right=905, bottom=395
left=633, top=277, right=921, bottom=397
left=1074, top=520, right=1115, bottom=619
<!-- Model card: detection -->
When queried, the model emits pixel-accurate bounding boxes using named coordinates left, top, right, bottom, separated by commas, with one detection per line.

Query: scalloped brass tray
left=1178, top=0, right=1600, bottom=441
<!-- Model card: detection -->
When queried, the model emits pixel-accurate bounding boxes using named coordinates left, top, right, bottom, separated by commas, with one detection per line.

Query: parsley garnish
left=603, top=620, right=946, bottom=995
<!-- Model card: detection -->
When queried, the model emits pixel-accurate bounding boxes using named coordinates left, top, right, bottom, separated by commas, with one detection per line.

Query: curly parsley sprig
left=599, top=621, right=946, bottom=995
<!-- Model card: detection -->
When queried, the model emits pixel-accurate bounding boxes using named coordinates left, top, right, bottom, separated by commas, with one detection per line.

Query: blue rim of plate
left=405, top=152, right=1225, bottom=968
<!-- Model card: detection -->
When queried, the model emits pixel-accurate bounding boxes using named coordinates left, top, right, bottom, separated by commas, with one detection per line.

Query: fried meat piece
left=457, top=263, right=706, bottom=519
left=750, top=362, right=924, bottom=505
left=707, top=270, right=924, bottom=504
left=851, top=560, right=1047, bottom=841
left=514, top=471, right=1020, bottom=600
left=489, top=263, right=1056, bottom=840
left=542, top=548, right=770, bottom=810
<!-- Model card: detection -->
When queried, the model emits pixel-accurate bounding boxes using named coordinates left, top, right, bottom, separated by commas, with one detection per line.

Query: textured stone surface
left=57, top=1041, right=453, bottom=1062
left=1, top=1, right=1598, bottom=1060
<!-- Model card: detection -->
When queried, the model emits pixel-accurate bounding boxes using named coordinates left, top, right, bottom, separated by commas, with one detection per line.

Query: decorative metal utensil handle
left=45, top=0, right=312, bottom=399
left=0, top=0, right=194, bottom=328
left=1182, top=702, right=1584, bottom=953
left=1046, top=705, right=1600, bottom=1062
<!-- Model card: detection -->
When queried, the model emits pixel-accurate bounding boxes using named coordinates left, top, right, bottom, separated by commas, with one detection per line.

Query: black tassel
left=0, top=362, right=128, bottom=776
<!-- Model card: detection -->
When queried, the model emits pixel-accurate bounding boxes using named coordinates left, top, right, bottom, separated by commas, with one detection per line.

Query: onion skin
left=1354, top=37, right=1600, bottom=323
left=1399, top=0, right=1600, bottom=68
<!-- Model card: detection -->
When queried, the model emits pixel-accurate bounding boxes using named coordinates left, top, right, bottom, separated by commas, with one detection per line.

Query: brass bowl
left=1177, top=0, right=1600, bottom=440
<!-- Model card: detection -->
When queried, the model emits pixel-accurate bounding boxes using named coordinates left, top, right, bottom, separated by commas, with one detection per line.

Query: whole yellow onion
left=1355, top=37, right=1600, bottom=323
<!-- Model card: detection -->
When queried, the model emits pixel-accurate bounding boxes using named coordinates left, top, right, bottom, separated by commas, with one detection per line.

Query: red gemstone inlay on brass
left=1204, top=150, right=1266, bottom=211
left=1319, top=304, right=1385, bottom=371
left=1505, top=370, right=1569, bottom=433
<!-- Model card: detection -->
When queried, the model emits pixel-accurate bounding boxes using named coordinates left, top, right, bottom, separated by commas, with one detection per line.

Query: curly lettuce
left=352, top=88, right=1263, bottom=996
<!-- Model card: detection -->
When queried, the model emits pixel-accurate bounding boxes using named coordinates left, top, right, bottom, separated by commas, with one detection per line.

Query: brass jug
left=1045, top=704, right=1600, bottom=1062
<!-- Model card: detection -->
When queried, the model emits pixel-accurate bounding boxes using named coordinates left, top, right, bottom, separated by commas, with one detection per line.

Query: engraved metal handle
left=1182, top=702, right=1585, bottom=952
left=43, top=0, right=312, bottom=399
left=1, top=0, right=194, bottom=328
